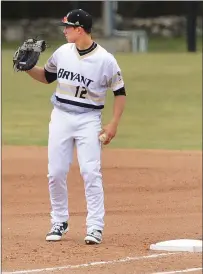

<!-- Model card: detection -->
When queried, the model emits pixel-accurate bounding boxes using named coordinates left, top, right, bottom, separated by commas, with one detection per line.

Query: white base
left=150, top=239, right=202, bottom=252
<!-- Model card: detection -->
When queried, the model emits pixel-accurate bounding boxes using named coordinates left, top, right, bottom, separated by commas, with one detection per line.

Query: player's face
left=63, top=26, right=80, bottom=43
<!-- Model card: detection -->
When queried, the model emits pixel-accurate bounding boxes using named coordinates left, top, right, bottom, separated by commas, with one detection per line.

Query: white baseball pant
left=47, top=107, right=105, bottom=233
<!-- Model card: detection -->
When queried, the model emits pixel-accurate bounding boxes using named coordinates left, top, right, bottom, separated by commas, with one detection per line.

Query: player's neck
left=75, top=35, right=93, bottom=51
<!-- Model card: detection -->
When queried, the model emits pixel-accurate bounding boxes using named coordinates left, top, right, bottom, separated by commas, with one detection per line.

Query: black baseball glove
left=13, top=38, right=47, bottom=72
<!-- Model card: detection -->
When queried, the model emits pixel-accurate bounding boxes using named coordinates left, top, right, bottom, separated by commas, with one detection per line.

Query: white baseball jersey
left=44, top=43, right=125, bottom=113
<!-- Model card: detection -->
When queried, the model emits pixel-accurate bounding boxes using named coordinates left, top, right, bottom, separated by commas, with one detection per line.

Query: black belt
left=55, top=96, right=104, bottom=110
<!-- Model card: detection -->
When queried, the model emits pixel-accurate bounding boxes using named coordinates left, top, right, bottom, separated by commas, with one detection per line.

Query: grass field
left=2, top=47, right=202, bottom=149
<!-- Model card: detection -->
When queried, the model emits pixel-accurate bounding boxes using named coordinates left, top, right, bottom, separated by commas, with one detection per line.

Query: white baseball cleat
left=46, top=222, right=68, bottom=241
left=84, top=229, right=102, bottom=244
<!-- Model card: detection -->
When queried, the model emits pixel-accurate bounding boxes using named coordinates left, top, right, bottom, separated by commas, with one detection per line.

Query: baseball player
left=24, top=9, right=126, bottom=244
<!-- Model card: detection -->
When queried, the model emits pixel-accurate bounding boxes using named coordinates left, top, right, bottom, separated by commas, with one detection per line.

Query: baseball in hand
left=99, top=133, right=107, bottom=143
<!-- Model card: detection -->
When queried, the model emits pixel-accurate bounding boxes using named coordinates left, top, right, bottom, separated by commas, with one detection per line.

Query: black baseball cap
left=60, top=9, right=92, bottom=32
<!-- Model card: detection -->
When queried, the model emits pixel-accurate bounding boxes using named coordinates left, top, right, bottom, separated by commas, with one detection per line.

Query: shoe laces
left=51, top=223, right=64, bottom=233
left=91, top=229, right=102, bottom=237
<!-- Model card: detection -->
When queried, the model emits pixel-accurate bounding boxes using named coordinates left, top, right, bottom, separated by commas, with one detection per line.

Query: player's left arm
left=111, top=91, right=126, bottom=126
left=100, top=60, right=126, bottom=145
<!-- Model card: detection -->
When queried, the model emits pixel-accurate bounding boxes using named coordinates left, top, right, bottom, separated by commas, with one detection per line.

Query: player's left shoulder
left=96, top=44, right=114, bottom=58
left=96, top=44, right=118, bottom=66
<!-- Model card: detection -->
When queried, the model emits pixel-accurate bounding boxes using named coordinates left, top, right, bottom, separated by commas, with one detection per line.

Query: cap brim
left=59, top=22, right=75, bottom=27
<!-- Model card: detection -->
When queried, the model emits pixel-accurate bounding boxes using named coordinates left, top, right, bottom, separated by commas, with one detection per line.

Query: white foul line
left=2, top=252, right=176, bottom=274
left=152, top=267, right=203, bottom=274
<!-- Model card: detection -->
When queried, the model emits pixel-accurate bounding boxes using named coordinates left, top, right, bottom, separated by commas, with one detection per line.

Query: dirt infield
left=2, top=146, right=202, bottom=274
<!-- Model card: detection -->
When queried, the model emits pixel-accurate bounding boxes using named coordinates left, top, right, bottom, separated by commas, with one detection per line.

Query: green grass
left=148, top=36, right=202, bottom=52
left=2, top=49, right=202, bottom=149
left=2, top=36, right=202, bottom=52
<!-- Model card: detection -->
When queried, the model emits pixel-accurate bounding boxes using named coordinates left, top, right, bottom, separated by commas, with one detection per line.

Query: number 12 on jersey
left=75, top=86, right=87, bottom=99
